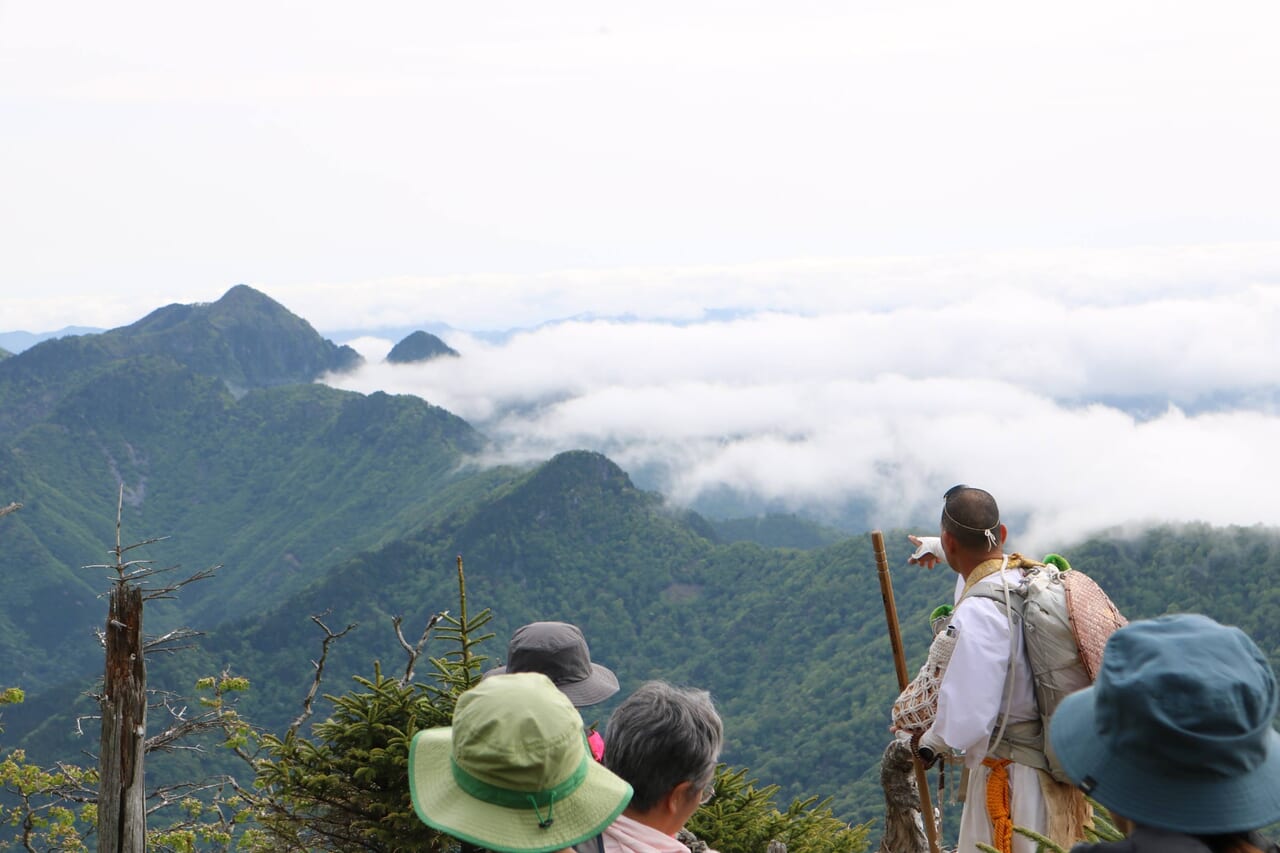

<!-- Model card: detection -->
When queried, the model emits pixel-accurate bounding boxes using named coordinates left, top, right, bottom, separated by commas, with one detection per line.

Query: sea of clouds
left=317, top=244, right=1280, bottom=552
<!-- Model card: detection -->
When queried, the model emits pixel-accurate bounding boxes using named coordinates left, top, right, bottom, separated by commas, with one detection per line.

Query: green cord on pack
left=1043, top=553, right=1072, bottom=572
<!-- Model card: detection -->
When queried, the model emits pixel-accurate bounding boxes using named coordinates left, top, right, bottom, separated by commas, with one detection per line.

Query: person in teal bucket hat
left=1050, top=613, right=1280, bottom=853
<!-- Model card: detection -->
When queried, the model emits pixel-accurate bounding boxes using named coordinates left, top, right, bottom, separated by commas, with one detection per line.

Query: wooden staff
left=873, top=529, right=941, bottom=853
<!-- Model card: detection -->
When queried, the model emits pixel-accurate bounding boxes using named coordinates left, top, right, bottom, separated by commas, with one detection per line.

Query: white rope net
left=891, top=621, right=957, bottom=734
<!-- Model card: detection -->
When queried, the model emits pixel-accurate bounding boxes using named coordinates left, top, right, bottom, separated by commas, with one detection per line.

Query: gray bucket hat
left=486, top=621, right=620, bottom=708
left=1049, top=613, right=1280, bottom=834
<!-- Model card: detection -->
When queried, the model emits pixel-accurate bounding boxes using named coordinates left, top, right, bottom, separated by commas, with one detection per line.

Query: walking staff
left=873, top=529, right=941, bottom=853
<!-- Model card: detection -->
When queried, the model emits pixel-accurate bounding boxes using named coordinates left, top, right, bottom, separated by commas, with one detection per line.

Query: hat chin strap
left=450, top=746, right=590, bottom=830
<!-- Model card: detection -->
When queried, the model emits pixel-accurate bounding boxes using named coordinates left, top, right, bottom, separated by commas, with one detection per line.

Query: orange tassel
left=983, top=757, right=1014, bottom=853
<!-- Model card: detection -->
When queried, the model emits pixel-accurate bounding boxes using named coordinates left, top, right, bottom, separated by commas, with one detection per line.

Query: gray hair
left=603, top=681, right=723, bottom=813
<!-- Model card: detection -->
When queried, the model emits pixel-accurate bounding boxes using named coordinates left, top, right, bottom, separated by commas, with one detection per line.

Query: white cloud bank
left=320, top=244, right=1280, bottom=552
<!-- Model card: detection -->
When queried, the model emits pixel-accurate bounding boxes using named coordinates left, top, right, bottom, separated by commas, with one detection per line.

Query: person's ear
left=940, top=529, right=959, bottom=558
left=997, top=523, right=1008, bottom=546
left=670, top=780, right=698, bottom=810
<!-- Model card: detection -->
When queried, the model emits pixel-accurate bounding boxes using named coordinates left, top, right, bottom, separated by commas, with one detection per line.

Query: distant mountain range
left=0, top=326, right=105, bottom=355
left=3, top=285, right=1278, bottom=830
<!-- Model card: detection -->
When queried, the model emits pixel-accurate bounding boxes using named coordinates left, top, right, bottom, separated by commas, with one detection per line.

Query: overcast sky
left=4, top=2, right=1279, bottom=548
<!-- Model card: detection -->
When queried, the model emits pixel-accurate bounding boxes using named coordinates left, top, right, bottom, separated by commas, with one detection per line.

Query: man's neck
left=954, top=552, right=1005, bottom=582
left=957, top=554, right=1011, bottom=599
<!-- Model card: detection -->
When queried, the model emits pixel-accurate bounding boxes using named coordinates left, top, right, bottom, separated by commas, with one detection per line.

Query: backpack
left=967, top=554, right=1127, bottom=783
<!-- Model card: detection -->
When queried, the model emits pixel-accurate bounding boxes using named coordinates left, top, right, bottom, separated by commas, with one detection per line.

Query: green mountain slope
left=709, top=513, right=847, bottom=549
left=192, top=510, right=1280, bottom=827
left=11, top=428, right=1280, bottom=831
left=7, top=286, right=1280, bottom=836
left=0, top=285, right=360, bottom=437
left=0, top=290, right=518, bottom=691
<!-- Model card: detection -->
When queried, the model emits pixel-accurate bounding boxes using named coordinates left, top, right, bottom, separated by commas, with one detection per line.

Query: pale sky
left=3, top=1, right=1279, bottom=329
left=4, top=2, right=1280, bottom=546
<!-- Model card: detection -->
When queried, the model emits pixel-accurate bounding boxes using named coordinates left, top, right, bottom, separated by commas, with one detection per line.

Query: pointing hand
left=907, top=535, right=944, bottom=570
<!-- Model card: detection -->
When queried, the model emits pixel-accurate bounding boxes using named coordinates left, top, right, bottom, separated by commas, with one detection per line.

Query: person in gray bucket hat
left=487, top=622, right=620, bottom=760
left=1050, top=613, right=1280, bottom=853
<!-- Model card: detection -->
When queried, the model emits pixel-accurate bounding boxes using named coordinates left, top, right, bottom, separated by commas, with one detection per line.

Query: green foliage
left=1086, top=805, right=1125, bottom=843
left=0, top=688, right=97, bottom=851
left=246, top=570, right=493, bottom=853
left=0, top=748, right=97, bottom=851
left=689, top=766, right=871, bottom=853
left=974, top=802, right=1127, bottom=853
left=242, top=561, right=868, bottom=853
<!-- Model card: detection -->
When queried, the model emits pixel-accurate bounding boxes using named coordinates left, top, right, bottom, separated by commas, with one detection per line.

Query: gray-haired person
left=601, top=681, right=723, bottom=853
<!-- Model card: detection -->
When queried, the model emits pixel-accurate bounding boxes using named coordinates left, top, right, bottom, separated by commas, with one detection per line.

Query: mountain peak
left=0, top=287, right=364, bottom=434
left=111, top=285, right=362, bottom=392
left=454, top=450, right=645, bottom=551
left=386, top=330, right=459, bottom=364
left=536, top=450, right=633, bottom=489
left=219, top=282, right=273, bottom=304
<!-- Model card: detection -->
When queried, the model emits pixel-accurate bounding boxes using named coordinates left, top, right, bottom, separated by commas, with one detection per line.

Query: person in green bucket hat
left=409, top=672, right=633, bottom=853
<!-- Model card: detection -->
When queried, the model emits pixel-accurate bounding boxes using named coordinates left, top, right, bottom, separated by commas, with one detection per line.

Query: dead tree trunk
left=98, top=583, right=146, bottom=852
left=879, top=737, right=930, bottom=853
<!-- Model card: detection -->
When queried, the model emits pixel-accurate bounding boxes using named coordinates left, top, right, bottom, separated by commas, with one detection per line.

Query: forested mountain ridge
left=0, top=285, right=359, bottom=438
left=0, top=287, right=520, bottom=690
left=5, top=286, right=1280, bottom=836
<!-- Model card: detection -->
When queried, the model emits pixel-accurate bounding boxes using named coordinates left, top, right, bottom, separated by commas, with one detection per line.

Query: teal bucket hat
left=1050, top=613, right=1280, bottom=834
left=410, top=672, right=632, bottom=853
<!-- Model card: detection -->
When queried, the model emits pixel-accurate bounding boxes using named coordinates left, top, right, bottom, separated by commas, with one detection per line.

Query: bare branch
left=84, top=556, right=158, bottom=570
left=143, top=628, right=202, bottom=655
left=141, top=565, right=219, bottom=601
left=117, top=536, right=170, bottom=554
left=144, top=777, right=238, bottom=816
left=290, top=614, right=357, bottom=736
left=396, top=611, right=446, bottom=686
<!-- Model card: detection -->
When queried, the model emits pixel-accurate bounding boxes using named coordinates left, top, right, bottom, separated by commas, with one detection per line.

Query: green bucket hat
left=409, top=672, right=632, bottom=853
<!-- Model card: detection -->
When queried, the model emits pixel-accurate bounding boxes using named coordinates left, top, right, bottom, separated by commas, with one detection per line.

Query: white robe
left=935, top=569, right=1047, bottom=853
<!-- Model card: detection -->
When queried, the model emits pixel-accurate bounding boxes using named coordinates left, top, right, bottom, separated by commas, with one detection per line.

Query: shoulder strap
left=965, top=583, right=1026, bottom=616
left=958, top=557, right=1022, bottom=759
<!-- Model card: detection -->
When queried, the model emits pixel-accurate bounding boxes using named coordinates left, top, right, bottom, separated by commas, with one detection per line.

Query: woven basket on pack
left=1063, top=569, right=1127, bottom=681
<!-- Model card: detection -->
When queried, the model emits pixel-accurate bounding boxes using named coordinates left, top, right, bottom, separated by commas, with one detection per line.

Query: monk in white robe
left=908, top=486, right=1069, bottom=853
